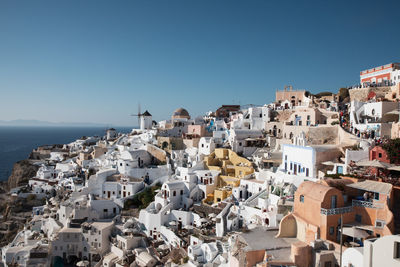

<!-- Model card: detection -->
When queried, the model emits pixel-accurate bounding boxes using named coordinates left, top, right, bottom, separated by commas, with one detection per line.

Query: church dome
left=172, top=108, right=190, bottom=119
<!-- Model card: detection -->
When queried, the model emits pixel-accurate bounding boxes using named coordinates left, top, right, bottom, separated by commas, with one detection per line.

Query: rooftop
left=347, top=180, right=392, bottom=195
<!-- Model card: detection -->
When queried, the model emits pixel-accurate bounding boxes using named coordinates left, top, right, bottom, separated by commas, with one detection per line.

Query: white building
left=342, top=235, right=400, bottom=267
left=349, top=100, right=398, bottom=138
left=140, top=110, right=153, bottom=130
left=107, top=128, right=118, bottom=141
left=198, top=137, right=216, bottom=156
left=228, top=129, right=265, bottom=157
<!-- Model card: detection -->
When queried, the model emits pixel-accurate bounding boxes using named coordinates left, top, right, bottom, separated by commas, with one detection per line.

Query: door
left=337, top=166, right=343, bottom=174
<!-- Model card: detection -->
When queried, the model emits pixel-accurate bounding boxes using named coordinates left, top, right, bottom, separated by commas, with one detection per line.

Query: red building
left=369, top=146, right=390, bottom=163
left=360, top=63, right=400, bottom=86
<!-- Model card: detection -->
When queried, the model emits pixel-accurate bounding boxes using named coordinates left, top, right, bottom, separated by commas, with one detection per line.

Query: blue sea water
left=0, top=126, right=132, bottom=181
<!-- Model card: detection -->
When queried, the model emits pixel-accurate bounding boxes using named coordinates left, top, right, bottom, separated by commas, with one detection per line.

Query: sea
left=0, top=126, right=133, bottom=181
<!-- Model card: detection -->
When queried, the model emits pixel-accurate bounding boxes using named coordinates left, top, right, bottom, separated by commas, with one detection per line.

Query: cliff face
left=7, top=160, right=38, bottom=189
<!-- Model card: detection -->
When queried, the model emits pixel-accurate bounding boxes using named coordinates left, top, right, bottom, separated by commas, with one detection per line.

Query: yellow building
left=204, top=148, right=254, bottom=203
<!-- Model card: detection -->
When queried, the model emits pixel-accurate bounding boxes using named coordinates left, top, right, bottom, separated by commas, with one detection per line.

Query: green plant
left=123, top=183, right=162, bottom=210
left=331, top=121, right=339, bottom=125
left=382, top=139, right=400, bottom=164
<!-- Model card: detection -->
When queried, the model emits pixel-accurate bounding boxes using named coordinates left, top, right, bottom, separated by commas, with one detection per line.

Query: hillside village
left=2, top=62, right=400, bottom=267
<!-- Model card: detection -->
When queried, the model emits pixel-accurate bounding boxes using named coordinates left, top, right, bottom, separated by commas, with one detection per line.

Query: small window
left=329, top=227, right=334, bottom=235
left=300, top=195, right=304, bottom=203
left=375, top=220, right=385, bottom=228
left=394, top=242, right=400, bottom=259
left=378, top=153, right=382, bottom=158
left=374, top=192, right=379, bottom=200
left=173, top=191, right=176, bottom=197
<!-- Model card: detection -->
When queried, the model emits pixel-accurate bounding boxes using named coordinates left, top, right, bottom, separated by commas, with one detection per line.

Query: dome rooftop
left=172, top=107, right=190, bottom=119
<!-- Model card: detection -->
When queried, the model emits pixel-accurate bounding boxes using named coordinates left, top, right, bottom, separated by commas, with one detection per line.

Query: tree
left=382, top=139, right=400, bottom=164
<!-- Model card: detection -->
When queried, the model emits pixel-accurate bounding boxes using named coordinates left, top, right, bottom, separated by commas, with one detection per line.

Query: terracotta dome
left=172, top=107, right=190, bottom=119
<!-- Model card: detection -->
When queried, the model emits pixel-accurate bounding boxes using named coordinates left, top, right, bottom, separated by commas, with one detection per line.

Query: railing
left=321, top=206, right=353, bottom=215
left=321, top=200, right=384, bottom=215
left=352, top=200, right=384, bottom=209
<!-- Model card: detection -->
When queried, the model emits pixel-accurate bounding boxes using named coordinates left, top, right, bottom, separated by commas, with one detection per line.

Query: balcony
left=352, top=200, right=383, bottom=209
left=321, top=206, right=353, bottom=215
left=321, top=200, right=384, bottom=215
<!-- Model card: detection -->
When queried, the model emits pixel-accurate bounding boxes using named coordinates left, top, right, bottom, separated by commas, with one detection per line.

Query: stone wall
left=349, top=86, right=392, bottom=102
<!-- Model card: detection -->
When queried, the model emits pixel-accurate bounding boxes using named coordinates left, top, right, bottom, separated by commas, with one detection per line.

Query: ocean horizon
left=0, top=126, right=133, bottom=181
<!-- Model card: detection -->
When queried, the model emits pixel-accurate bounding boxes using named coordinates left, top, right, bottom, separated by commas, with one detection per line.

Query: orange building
left=278, top=179, right=394, bottom=246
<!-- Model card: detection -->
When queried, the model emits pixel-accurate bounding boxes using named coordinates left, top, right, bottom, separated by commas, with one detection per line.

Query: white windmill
left=131, top=104, right=152, bottom=131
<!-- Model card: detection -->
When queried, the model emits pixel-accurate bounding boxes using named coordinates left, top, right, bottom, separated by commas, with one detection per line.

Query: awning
left=356, top=159, right=392, bottom=169
left=347, top=180, right=392, bottom=195
left=340, top=227, right=369, bottom=239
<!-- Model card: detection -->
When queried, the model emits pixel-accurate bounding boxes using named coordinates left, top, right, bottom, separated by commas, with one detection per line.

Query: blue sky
left=0, top=0, right=399, bottom=126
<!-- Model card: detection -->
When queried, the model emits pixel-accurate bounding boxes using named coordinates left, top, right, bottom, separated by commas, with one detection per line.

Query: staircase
left=216, top=241, right=224, bottom=254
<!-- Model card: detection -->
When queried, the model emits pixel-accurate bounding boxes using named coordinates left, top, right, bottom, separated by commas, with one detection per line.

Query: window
left=300, top=195, right=304, bottom=203
left=355, top=214, right=362, bottom=223
left=375, top=220, right=385, bottom=228
left=378, top=153, right=382, bottom=158
left=180, top=190, right=183, bottom=195
left=329, top=227, right=334, bottom=235
left=306, top=168, right=309, bottom=177
left=173, top=191, right=176, bottom=197
left=394, top=242, right=400, bottom=259
left=103, top=209, right=108, bottom=213
left=374, top=192, right=379, bottom=200
left=331, top=195, right=337, bottom=209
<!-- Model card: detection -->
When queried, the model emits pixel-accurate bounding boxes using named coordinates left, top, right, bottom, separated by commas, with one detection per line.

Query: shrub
left=382, top=139, right=400, bottom=164
left=331, top=121, right=339, bottom=125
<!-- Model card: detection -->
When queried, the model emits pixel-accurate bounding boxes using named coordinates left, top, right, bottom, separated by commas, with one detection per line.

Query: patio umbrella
left=76, top=260, right=89, bottom=267
left=356, top=159, right=392, bottom=169
left=322, top=161, right=336, bottom=166
left=388, top=165, right=400, bottom=172
left=385, top=109, right=400, bottom=116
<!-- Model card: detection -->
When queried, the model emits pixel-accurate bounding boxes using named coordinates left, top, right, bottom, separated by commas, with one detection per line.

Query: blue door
left=337, top=166, right=343, bottom=174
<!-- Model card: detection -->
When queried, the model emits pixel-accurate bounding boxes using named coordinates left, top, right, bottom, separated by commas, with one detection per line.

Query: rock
left=7, top=160, right=39, bottom=190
